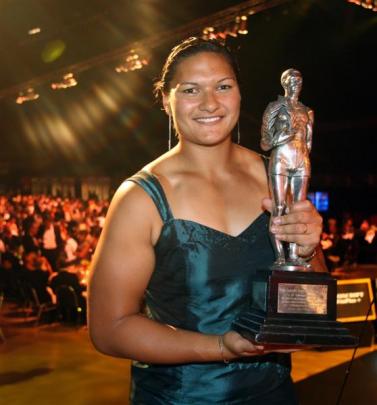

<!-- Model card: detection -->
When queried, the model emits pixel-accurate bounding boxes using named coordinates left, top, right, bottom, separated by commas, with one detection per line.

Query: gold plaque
left=277, top=283, right=328, bottom=315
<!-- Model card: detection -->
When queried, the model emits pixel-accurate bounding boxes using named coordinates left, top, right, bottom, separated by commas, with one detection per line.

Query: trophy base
left=232, top=269, right=358, bottom=348
left=232, top=310, right=358, bottom=348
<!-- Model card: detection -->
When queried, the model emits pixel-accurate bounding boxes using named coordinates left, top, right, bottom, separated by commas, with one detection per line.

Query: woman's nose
left=199, top=90, right=219, bottom=112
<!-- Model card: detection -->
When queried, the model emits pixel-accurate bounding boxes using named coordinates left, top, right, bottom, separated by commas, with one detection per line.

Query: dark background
left=0, top=0, right=376, bottom=216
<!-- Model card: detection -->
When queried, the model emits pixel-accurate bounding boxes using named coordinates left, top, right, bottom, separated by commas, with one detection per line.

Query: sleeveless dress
left=127, top=168, right=298, bottom=405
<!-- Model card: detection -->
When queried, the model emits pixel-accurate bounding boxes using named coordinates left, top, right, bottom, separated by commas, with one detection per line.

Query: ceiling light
left=51, top=73, right=78, bottom=90
left=202, top=27, right=216, bottom=40
left=16, top=88, right=39, bottom=104
left=237, top=15, right=248, bottom=35
left=28, top=27, right=41, bottom=35
left=115, top=50, right=148, bottom=73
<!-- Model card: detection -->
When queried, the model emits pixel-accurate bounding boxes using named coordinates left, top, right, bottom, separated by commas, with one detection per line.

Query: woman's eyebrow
left=178, top=77, right=236, bottom=86
left=217, top=77, right=236, bottom=82
left=178, top=81, right=198, bottom=86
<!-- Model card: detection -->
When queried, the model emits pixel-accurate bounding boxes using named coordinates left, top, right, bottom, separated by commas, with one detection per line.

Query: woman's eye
left=182, top=88, right=198, bottom=94
left=218, top=84, right=232, bottom=91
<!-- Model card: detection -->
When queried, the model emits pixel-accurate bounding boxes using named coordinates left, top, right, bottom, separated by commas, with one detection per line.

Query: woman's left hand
left=262, top=198, right=323, bottom=258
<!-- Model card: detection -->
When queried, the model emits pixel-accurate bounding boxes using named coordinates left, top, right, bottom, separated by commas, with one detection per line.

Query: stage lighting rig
left=202, top=27, right=217, bottom=40
left=115, top=50, right=148, bottom=73
left=347, top=0, right=377, bottom=11
left=51, top=73, right=78, bottom=90
left=16, top=88, right=39, bottom=104
left=237, top=15, right=248, bottom=35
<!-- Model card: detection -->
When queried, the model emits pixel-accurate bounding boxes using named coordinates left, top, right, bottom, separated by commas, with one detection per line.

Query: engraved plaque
left=277, top=283, right=328, bottom=315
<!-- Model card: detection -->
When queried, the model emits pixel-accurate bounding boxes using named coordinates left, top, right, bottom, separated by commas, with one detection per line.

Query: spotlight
left=115, top=50, right=148, bottom=73
left=202, top=26, right=216, bottom=40
left=28, top=27, right=41, bottom=35
left=237, top=15, right=248, bottom=35
left=16, top=88, right=39, bottom=104
left=347, top=0, right=377, bottom=10
left=227, top=18, right=240, bottom=37
left=361, top=0, right=373, bottom=8
left=51, top=73, right=78, bottom=90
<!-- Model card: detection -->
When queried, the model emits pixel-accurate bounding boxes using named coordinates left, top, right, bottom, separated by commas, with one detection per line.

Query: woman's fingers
left=268, top=200, right=322, bottom=257
left=222, top=331, right=265, bottom=359
left=261, top=197, right=273, bottom=213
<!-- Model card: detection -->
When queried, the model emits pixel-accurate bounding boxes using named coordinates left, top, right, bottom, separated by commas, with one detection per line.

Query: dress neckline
left=171, top=212, right=267, bottom=239
left=141, top=170, right=267, bottom=239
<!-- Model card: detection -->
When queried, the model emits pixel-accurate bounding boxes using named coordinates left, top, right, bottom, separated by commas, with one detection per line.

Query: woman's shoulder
left=110, top=176, right=158, bottom=222
left=103, top=179, right=161, bottom=244
left=235, top=145, right=269, bottom=189
left=237, top=145, right=268, bottom=169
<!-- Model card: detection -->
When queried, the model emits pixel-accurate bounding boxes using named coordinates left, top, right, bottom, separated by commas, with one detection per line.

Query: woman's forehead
left=171, top=52, right=236, bottom=84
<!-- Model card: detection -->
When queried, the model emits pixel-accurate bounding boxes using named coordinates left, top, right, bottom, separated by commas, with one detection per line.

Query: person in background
left=338, top=217, right=357, bottom=266
left=38, top=214, right=63, bottom=272
left=321, top=217, right=341, bottom=271
left=355, top=219, right=377, bottom=264
left=0, top=252, right=22, bottom=301
left=22, top=251, right=53, bottom=304
left=22, top=220, right=40, bottom=254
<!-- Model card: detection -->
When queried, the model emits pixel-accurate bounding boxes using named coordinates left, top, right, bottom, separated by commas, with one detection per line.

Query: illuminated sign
left=337, top=278, right=376, bottom=322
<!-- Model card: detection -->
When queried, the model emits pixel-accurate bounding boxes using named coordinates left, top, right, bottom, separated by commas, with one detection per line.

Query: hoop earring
left=237, top=121, right=241, bottom=145
left=168, top=115, right=172, bottom=150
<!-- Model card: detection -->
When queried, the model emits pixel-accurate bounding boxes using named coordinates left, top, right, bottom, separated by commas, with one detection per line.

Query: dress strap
left=127, top=171, right=173, bottom=223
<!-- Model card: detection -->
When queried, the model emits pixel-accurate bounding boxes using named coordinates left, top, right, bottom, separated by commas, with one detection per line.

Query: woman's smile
left=193, top=115, right=223, bottom=125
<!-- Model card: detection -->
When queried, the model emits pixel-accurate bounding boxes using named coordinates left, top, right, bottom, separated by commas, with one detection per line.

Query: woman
left=88, top=38, right=324, bottom=404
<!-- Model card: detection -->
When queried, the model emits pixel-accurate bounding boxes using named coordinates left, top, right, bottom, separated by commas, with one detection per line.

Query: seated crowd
left=321, top=215, right=377, bottom=271
left=0, top=194, right=109, bottom=322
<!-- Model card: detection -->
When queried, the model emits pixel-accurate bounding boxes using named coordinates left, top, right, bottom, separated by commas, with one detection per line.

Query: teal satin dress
left=128, top=169, right=298, bottom=405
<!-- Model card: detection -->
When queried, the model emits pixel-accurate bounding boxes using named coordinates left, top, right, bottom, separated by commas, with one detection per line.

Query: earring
left=237, top=121, right=241, bottom=145
left=168, top=115, right=172, bottom=150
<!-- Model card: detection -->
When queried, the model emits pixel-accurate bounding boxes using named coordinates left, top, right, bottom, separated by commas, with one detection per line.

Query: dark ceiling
left=0, top=0, right=376, bottom=195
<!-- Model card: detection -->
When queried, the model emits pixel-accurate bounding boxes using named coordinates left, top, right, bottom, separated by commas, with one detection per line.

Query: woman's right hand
left=221, top=331, right=301, bottom=361
left=221, top=331, right=265, bottom=360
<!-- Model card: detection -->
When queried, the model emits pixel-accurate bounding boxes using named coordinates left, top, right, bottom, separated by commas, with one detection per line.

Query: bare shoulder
left=238, top=146, right=267, bottom=174
left=104, top=177, right=162, bottom=245
left=142, top=149, right=184, bottom=191
left=236, top=145, right=269, bottom=190
left=110, top=180, right=155, bottom=221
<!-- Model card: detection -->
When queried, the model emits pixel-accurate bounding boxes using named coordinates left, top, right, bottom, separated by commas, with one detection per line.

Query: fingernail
left=273, top=217, right=282, bottom=225
left=270, top=226, right=278, bottom=233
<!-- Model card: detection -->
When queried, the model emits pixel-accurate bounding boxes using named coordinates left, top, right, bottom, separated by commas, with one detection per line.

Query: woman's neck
left=175, top=138, right=237, bottom=177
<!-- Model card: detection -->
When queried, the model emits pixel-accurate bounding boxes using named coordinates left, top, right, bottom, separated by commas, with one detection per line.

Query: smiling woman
left=88, top=37, right=324, bottom=405
left=162, top=51, right=240, bottom=147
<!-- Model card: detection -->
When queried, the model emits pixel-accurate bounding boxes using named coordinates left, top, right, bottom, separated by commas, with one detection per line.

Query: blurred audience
left=0, top=194, right=108, bottom=310
left=1, top=193, right=376, bottom=309
left=321, top=215, right=377, bottom=270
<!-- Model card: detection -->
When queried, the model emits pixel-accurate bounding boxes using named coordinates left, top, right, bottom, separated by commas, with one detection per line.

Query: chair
left=55, top=285, right=84, bottom=325
left=30, top=287, right=57, bottom=326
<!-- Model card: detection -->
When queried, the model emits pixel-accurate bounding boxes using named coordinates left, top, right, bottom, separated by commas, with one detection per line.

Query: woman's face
left=163, top=52, right=241, bottom=147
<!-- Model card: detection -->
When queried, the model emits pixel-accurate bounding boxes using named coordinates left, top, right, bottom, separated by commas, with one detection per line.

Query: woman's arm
left=88, top=181, right=264, bottom=364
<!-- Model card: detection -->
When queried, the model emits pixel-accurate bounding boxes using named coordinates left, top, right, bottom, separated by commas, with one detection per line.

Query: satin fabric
left=127, top=170, right=297, bottom=405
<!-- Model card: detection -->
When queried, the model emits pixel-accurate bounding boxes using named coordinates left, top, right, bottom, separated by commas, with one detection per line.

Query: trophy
left=232, top=69, right=357, bottom=348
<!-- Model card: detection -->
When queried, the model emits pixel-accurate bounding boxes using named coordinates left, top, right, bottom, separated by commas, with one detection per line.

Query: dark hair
left=154, top=37, right=240, bottom=102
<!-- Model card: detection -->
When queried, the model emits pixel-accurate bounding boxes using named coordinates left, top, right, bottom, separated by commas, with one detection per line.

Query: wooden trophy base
left=232, top=269, right=358, bottom=348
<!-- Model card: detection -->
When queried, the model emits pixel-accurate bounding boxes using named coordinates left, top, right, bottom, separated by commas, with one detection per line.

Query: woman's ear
left=162, top=93, right=171, bottom=116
